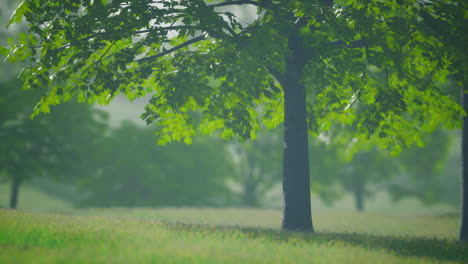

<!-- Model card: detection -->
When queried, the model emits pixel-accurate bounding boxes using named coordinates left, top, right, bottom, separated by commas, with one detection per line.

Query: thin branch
left=266, top=65, right=285, bottom=88
left=131, top=25, right=195, bottom=35
left=223, top=25, right=238, bottom=37
left=31, top=26, right=196, bottom=49
left=397, top=3, right=410, bottom=16
left=136, top=35, right=206, bottom=63
left=208, top=0, right=266, bottom=9
left=348, top=39, right=368, bottom=48
left=385, top=66, right=389, bottom=89
left=96, top=40, right=116, bottom=65
left=325, top=39, right=368, bottom=49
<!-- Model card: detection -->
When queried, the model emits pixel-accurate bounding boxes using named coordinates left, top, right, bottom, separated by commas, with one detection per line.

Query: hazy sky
left=96, top=95, right=149, bottom=127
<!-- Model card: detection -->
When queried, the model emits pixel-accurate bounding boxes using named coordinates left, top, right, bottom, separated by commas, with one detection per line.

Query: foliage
left=0, top=0, right=28, bottom=80
left=0, top=78, right=108, bottom=186
left=307, top=126, right=457, bottom=211
left=388, top=129, right=454, bottom=205
left=387, top=130, right=461, bottom=207
left=76, top=120, right=234, bottom=207
left=303, top=0, right=465, bottom=143
left=2, top=0, right=464, bottom=147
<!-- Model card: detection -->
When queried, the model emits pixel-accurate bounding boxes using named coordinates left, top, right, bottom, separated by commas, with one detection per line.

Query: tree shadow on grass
left=162, top=221, right=468, bottom=263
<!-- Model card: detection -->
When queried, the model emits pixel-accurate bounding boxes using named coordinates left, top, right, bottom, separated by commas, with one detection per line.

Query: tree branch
left=32, top=26, right=196, bottom=50
left=266, top=65, right=285, bottom=88
left=223, top=25, right=238, bottom=37
left=326, top=39, right=368, bottom=49
left=137, top=35, right=206, bottom=63
left=96, top=40, right=116, bottom=65
left=208, top=0, right=267, bottom=9
left=131, top=25, right=195, bottom=35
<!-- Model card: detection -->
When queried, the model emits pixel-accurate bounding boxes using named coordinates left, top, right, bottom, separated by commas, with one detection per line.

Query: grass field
left=1, top=208, right=467, bottom=263
left=0, top=183, right=467, bottom=263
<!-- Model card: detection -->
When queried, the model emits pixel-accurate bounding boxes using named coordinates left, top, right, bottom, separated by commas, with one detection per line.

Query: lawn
left=0, top=183, right=466, bottom=263
left=0, top=208, right=466, bottom=263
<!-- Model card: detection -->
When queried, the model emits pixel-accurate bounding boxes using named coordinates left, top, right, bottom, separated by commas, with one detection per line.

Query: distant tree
left=438, top=133, right=463, bottom=208
left=228, top=127, right=282, bottom=207
left=3, top=0, right=463, bottom=232
left=388, top=129, right=453, bottom=206
left=338, top=147, right=396, bottom=211
left=77, top=121, right=234, bottom=207
left=308, top=127, right=455, bottom=212
left=306, top=128, right=399, bottom=212
left=0, top=78, right=108, bottom=209
left=307, top=133, right=343, bottom=207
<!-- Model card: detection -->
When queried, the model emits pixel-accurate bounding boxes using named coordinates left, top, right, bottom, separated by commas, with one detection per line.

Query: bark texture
left=461, top=86, right=468, bottom=242
left=281, top=33, right=314, bottom=232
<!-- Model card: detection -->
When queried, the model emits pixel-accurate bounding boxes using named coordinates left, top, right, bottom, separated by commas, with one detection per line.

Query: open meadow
left=1, top=183, right=467, bottom=263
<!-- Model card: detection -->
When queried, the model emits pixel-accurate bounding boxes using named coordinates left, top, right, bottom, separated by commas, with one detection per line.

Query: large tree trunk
left=281, top=34, right=313, bottom=232
left=9, top=176, right=21, bottom=209
left=461, top=85, right=468, bottom=242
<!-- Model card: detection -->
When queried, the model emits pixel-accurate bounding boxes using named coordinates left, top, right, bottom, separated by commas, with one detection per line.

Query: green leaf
left=7, top=1, right=29, bottom=28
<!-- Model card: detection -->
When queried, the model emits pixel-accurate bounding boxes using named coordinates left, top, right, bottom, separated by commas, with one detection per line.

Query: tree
left=438, top=131, right=463, bottom=208
left=389, top=129, right=453, bottom=205
left=317, top=128, right=455, bottom=212
left=76, top=120, right=234, bottom=207
left=2, top=0, right=463, bottom=232
left=228, top=127, right=282, bottom=207
left=0, top=78, right=108, bottom=209
left=338, top=147, right=395, bottom=211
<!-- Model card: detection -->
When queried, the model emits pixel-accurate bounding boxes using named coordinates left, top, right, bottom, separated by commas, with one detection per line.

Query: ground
left=0, top=182, right=466, bottom=263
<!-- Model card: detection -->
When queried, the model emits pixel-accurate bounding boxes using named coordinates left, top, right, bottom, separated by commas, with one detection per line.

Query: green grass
left=64, top=207, right=459, bottom=238
left=0, top=208, right=467, bottom=263
left=0, top=183, right=466, bottom=263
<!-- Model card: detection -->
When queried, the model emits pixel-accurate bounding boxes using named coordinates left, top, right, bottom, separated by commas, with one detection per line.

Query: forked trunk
left=281, top=34, right=313, bottom=232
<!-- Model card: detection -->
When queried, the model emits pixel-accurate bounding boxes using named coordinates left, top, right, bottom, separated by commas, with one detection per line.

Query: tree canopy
left=2, top=0, right=463, bottom=144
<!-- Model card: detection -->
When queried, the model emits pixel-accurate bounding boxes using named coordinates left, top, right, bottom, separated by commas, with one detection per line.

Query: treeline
left=1, top=77, right=459, bottom=210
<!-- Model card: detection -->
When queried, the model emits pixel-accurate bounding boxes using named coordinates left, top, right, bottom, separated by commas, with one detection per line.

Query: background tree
left=0, top=78, right=108, bottom=209
left=388, top=129, right=453, bottom=205
left=76, top=120, right=234, bottom=207
left=228, top=127, right=282, bottom=207
left=338, top=147, right=397, bottom=212
left=438, top=132, right=463, bottom=208
left=316, top=127, right=456, bottom=212
left=3, top=0, right=463, bottom=233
